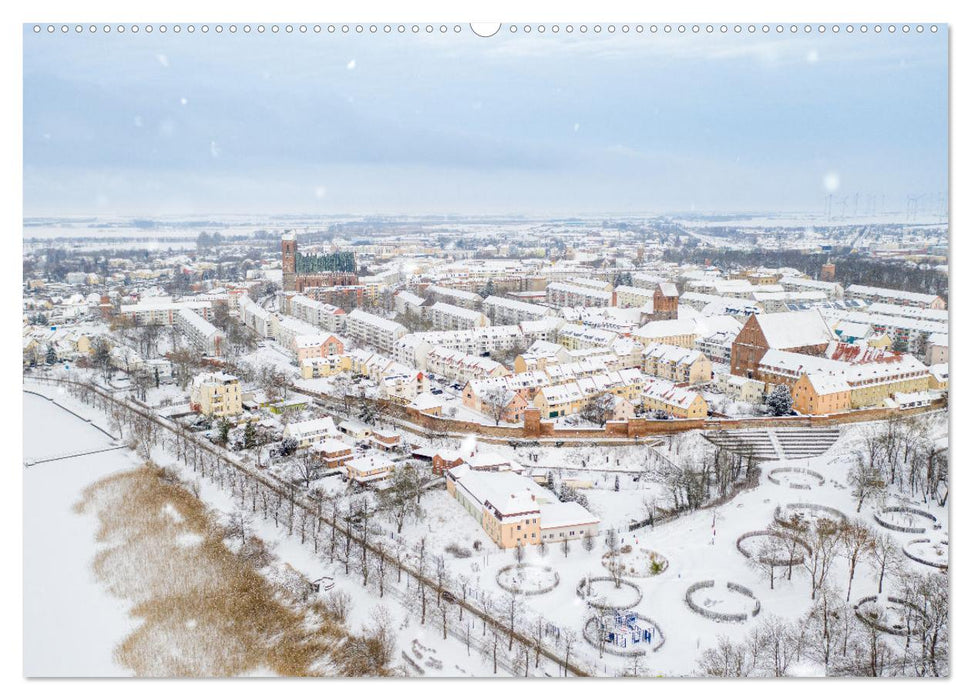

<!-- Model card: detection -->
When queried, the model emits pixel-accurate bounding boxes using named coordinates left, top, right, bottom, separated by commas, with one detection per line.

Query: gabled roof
left=753, top=310, right=835, bottom=349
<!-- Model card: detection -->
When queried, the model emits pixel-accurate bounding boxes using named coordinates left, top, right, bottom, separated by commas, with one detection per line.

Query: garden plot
left=602, top=547, right=669, bottom=578
left=766, top=467, right=825, bottom=490
left=903, top=538, right=948, bottom=570
left=576, top=576, right=642, bottom=610
left=685, top=580, right=761, bottom=623
left=874, top=506, right=939, bottom=534
left=496, top=563, right=559, bottom=595
left=774, top=502, right=848, bottom=529
left=854, top=595, right=926, bottom=637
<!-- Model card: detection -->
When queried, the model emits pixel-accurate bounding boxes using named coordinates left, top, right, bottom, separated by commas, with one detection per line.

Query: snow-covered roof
left=539, top=501, right=600, bottom=530
left=284, top=417, right=338, bottom=440
left=846, top=284, right=942, bottom=306
left=754, top=309, right=835, bottom=349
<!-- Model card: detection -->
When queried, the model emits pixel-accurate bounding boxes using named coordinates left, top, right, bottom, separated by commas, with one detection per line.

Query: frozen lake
left=23, top=389, right=137, bottom=676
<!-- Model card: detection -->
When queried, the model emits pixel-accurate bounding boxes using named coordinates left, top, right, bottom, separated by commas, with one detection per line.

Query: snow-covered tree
left=766, top=384, right=793, bottom=416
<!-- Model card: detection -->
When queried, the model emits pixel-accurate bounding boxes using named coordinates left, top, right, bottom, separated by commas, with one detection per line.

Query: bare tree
left=803, top=518, right=841, bottom=600
left=849, top=451, right=886, bottom=513
left=839, top=520, right=875, bottom=601
left=699, top=635, right=754, bottom=677
left=869, top=531, right=903, bottom=594
left=480, top=387, right=509, bottom=426
left=562, top=628, right=578, bottom=677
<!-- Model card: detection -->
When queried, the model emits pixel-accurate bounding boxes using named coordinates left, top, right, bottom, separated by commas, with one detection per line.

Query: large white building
left=175, top=308, right=225, bottom=357
left=345, top=309, right=408, bottom=353
left=482, top=295, right=553, bottom=325
left=427, top=301, right=490, bottom=331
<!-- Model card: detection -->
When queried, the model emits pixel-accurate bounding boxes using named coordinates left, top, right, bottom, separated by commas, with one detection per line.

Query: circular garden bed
left=736, top=529, right=812, bottom=567
left=903, top=538, right=948, bottom=570
left=685, top=580, right=761, bottom=623
left=767, top=467, right=825, bottom=490
left=495, top=563, right=560, bottom=596
left=576, top=576, right=643, bottom=610
left=602, top=547, right=669, bottom=578
left=874, top=506, right=938, bottom=534
left=854, top=595, right=926, bottom=637
left=774, top=502, right=848, bottom=530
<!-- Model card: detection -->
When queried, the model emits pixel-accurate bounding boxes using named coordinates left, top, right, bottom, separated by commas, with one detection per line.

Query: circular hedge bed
left=873, top=506, right=938, bottom=534
left=602, top=547, right=669, bottom=578
left=767, top=467, right=825, bottom=490
left=736, top=529, right=812, bottom=567
left=495, top=563, right=560, bottom=596
left=685, top=580, right=761, bottom=623
left=576, top=576, right=643, bottom=610
left=774, top=502, right=848, bottom=529
left=902, top=538, right=948, bottom=570
left=854, top=595, right=926, bottom=637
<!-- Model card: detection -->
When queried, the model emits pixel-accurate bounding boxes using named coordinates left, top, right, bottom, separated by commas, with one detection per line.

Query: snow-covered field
left=23, top=390, right=139, bottom=676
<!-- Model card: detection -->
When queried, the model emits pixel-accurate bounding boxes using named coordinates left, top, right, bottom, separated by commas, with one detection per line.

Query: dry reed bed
left=74, top=464, right=389, bottom=677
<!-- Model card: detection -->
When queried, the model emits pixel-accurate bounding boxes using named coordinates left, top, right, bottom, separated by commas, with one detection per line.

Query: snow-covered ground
left=23, top=377, right=948, bottom=677
left=23, top=390, right=139, bottom=676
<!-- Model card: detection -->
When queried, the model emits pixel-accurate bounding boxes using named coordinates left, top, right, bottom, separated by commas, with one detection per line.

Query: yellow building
left=642, top=379, right=708, bottom=418
left=633, top=319, right=697, bottom=349
left=792, top=373, right=852, bottom=415
left=301, top=354, right=351, bottom=379
left=189, top=372, right=243, bottom=418
left=445, top=465, right=599, bottom=549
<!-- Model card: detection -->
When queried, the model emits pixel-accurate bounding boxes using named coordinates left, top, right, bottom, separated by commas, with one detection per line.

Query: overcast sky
left=23, top=26, right=948, bottom=217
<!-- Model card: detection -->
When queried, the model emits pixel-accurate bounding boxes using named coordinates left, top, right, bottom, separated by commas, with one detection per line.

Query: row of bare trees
left=58, top=377, right=589, bottom=677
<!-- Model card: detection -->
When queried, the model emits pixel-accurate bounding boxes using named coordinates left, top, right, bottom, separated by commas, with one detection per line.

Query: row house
left=641, top=378, right=708, bottom=419
left=556, top=323, right=619, bottom=351
left=425, top=347, right=510, bottom=384
left=300, top=354, right=351, bottom=379
left=513, top=339, right=572, bottom=373
left=642, top=343, right=713, bottom=385
left=758, top=347, right=931, bottom=409
left=818, top=308, right=946, bottom=357
left=294, top=334, right=346, bottom=363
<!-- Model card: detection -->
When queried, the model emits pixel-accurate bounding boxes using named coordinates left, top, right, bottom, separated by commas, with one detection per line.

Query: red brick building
left=730, top=310, right=835, bottom=379
left=652, top=282, right=679, bottom=320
